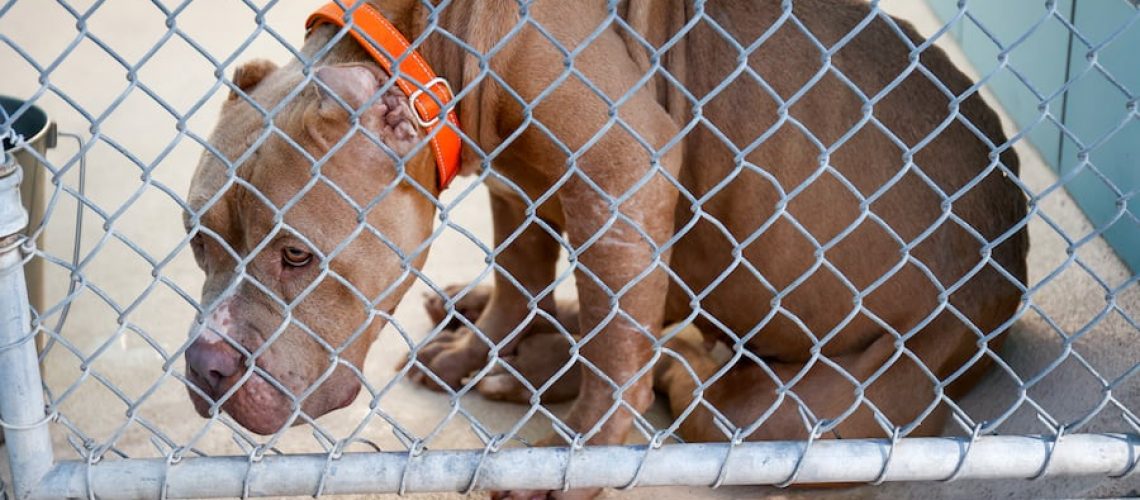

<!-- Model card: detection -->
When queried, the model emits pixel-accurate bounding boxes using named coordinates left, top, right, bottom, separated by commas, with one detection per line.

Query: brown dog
left=185, top=0, right=1027, bottom=497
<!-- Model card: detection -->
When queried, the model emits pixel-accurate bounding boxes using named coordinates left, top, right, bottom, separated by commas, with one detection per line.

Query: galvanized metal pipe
left=0, top=155, right=54, bottom=500
left=25, top=434, right=1140, bottom=498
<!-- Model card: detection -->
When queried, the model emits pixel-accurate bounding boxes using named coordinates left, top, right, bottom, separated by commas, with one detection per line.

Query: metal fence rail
left=21, top=436, right=1140, bottom=499
left=2, top=0, right=1139, bottom=499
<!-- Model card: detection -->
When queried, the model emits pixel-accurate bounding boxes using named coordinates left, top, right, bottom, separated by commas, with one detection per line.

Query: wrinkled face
left=183, top=59, right=438, bottom=434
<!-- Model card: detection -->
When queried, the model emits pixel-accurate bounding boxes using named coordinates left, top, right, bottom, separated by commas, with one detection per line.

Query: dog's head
left=183, top=59, right=438, bottom=434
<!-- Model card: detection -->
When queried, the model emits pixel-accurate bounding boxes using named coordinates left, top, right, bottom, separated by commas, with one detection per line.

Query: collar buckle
left=406, top=77, right=452, bottom=129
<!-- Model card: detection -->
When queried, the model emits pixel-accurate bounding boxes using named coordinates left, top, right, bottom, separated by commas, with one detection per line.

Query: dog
left=184, top=0, right=1028, bottom=497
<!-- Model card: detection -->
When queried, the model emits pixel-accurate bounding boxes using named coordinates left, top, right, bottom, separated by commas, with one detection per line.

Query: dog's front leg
left=496, top=137, right=681, bottom=500
left=484, top=16, right=683, bottom=498
left=409, top=191, right=562, bottom=390
left=556, top=155, right=680, bottom=442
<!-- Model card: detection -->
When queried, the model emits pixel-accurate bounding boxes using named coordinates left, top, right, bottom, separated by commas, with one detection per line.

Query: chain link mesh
left=1, top=0, right=1139, bottom=497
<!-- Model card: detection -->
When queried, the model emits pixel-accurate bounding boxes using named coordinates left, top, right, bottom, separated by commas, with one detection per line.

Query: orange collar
left=306, top=2, right=462, bottom=190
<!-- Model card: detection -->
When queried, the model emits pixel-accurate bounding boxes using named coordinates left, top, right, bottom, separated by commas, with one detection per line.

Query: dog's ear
left=307, top=64, right=419, bottom=155
left=229, top=59, right=278, bottom=101
left=314, top=64, right=383, bottom=112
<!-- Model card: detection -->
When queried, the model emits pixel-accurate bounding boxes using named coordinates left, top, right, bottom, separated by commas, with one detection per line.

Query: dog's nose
left=185, top=339, right=242, bottom=392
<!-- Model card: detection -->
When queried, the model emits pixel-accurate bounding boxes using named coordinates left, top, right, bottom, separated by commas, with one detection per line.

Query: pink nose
left=185, top=340, right=242, bottom=393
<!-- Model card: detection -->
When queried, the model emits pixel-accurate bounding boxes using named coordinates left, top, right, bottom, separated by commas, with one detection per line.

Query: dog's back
left=616, top=0, right=1028, bottom=374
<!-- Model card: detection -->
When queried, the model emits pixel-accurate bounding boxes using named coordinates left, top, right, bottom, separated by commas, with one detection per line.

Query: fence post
left=0, top=152, right=53, bottom=500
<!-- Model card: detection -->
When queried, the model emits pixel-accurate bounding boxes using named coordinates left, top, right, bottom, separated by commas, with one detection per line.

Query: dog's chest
left=482, top=175, right=565, bottom=225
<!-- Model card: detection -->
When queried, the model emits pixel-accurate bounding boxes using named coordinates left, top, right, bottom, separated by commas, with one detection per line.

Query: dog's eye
left=282, top=246, right=313, bottom=268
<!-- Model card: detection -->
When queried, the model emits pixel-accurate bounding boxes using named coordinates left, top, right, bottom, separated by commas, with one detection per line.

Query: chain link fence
left=1, top=0, right=1139, bottom=498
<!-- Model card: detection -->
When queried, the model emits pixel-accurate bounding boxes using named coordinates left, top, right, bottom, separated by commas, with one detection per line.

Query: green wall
left=928, top=1, right=1139, bottom=273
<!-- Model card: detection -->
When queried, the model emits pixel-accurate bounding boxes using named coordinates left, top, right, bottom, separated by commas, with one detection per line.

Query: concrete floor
left=2, top=1, right=1138, bottom=499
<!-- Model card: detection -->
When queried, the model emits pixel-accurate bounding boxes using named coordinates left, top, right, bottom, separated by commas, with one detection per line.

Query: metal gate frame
left=3, top=0, right=1140, bottom=498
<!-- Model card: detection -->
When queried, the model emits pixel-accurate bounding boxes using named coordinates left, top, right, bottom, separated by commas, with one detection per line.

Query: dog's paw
left=475, top=333, right=580, bottom=404
left=422, top=284, right=492, bottom=330
left=490, top=487, right=602, bottom=500
left=404, top=327, right=489, bottom=390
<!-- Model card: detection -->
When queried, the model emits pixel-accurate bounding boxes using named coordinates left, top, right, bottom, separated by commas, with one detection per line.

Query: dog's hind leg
left=655, top=332, right=954, bottom=443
